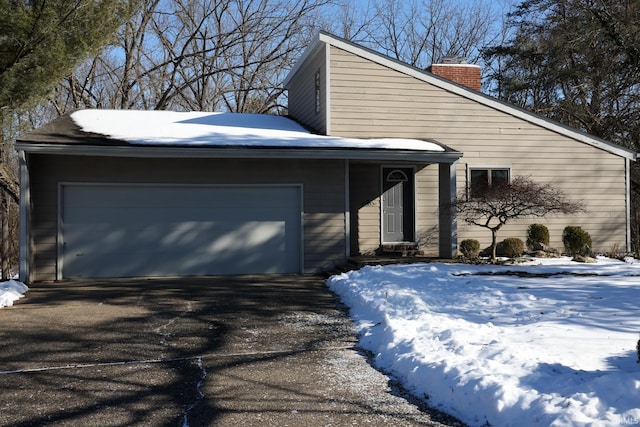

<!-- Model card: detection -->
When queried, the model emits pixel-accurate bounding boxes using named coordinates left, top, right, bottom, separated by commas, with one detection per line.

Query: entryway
left=382, top=167, right=415, bottom=243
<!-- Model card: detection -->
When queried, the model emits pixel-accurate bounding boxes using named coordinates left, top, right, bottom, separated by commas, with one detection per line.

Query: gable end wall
left=327, top=45, right=629, bottom=253
left=286, top=44, right=327, bottom=134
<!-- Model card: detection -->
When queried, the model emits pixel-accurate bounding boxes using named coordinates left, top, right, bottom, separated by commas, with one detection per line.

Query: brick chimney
left=427, top=56, right=481, bottom=92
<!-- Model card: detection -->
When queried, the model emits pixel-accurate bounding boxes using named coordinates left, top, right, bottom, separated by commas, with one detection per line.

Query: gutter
left=15, top=143, right=463, bottom=164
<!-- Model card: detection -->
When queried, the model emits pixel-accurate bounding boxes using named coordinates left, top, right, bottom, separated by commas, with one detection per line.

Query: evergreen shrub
left=459, top=239, right=481, bottom=259
left=562, top=226, right=593, bottom=255
left=526, top=224, right=550, bottom=250
left=502, top=238, right=525, bottom=258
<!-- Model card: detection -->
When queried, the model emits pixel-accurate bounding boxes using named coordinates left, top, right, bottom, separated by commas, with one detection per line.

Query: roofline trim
left=16, top=143, right=463, bottom=164
left=283, top=32, right=325, bottom=88
left=286, top=31, right=637, bottom=161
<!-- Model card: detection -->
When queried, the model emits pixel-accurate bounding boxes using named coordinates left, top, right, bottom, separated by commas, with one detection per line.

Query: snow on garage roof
left=70, top=109, right=446, bottom=152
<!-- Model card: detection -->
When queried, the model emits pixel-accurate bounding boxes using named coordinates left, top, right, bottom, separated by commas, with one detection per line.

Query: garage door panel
left=61, top=185, right=301, bottom=278
left=65, top=230, right=290, bottom=277
left=64, top=186, right=296, bottom=209
left=65, top=208, right=293, bottom=226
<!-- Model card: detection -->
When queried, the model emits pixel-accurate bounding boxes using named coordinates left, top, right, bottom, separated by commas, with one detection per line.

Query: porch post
left=625, top=158, right=632, bottom=253
left=438, top=162, right=457, bottom=258
left=18, top=151, right=30, bottom=283
left=344, top=159, right=350, bottom=259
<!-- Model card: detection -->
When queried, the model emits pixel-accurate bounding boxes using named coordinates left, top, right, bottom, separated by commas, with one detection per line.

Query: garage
left=60, top=184, right=303, bottom=278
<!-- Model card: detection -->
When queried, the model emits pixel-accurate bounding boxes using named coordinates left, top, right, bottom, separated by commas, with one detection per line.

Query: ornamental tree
left=455, top=176, right=585, bottom=262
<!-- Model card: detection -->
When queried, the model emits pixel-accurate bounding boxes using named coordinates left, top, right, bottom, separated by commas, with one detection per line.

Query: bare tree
left=455, top=176, right=585, bottom=262
left=329, top=0, right=497, bottom=69
left=0, top=110, right=21, bottom=278
left=327, top=0, right=377, bottom=43
left=46, top=0, right=328, bottom=116
left=46, top=0, right=506, bottom=117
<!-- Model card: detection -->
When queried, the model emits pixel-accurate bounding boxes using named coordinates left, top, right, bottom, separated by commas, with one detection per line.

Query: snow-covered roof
left=70, top=109, right=446, bottom=152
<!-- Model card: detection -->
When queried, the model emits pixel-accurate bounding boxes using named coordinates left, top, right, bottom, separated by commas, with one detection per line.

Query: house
left=15, top=31, right=636, bottom=283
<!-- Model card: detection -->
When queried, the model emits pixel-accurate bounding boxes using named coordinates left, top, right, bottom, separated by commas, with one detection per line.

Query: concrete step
left=379, top=243, right=423, bottom=257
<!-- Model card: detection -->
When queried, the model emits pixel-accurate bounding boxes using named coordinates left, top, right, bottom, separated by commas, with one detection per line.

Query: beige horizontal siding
left=27, top=155, right=346, bottom=281
left=458, top=138, right=628, bottom=252
left=415, top=166, right=440, bottom=254
left=328, top=45, right=629, bottom=253
left=286, top=44, right=327, bottom=134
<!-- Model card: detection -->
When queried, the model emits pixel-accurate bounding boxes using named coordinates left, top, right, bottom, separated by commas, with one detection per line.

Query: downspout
left=18, top=151, right=30, bottom=283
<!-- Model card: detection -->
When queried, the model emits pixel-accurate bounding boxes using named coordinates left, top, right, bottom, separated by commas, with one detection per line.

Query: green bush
left=526, top=224, right=550, bottom=250
left=502, top=238, right=525, bottom=258
left=562, top=226, right=593, bottom=256
left=459, top=239, right=481, bottom=259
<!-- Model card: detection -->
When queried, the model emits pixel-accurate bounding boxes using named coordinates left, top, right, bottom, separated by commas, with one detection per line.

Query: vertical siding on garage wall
left=327, top=45, right=629, bottom=253
left=286, top=44, right=327, bottom=134
left=28, top=157, right=58, bottom=281
left=300, top=160, right=345, bottom=270
left=27, top=155, right=345, bottom=281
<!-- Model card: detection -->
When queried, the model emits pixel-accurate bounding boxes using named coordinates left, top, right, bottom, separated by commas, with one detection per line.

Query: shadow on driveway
left=0, top=275, right=462, bottom=426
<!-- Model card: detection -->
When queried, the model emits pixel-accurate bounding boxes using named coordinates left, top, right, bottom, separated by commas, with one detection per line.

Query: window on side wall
left=468, top=167, right=510, bottom=198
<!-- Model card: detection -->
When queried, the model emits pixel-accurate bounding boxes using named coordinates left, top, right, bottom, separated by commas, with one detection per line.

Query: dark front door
left=382, top=168, right=414, bottom=242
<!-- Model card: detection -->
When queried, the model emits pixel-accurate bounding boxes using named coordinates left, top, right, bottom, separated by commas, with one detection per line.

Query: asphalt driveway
left=0, top=275, right=462, bottom=426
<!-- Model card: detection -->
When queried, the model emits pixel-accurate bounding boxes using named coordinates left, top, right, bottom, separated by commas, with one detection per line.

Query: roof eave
left=16, top=143, right=463, bottom=164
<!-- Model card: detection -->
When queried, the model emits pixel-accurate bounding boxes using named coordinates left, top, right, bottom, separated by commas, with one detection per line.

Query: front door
left=382, top=168, right=414, bottom=242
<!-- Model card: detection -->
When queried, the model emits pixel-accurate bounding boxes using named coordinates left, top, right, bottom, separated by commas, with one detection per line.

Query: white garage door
left=60, top=184, right=302, bottom=278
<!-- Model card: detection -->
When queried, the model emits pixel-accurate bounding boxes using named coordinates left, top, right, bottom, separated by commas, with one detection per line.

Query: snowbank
left=0, top=280, right=28, bottom=307
left=327, top=257, right=640, bottom=427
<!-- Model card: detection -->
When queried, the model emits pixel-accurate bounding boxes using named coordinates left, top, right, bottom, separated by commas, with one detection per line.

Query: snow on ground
left=328, top=256, right=640, bottom=427
left=0, top=280, right=28, bottom=308
left=2, top=257, right=638, bottom=425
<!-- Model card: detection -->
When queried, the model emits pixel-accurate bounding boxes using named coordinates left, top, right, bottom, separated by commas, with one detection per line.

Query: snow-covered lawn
left=328, top=257, right=640, bottom=427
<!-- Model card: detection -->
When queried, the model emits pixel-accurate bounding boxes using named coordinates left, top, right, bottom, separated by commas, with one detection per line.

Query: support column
left=625, top=158, right=632, bottom=253
left=438, top=162, right=457, bottom=258
left=344, top=159, right=350, bottom=259
left=18, top=151, right=30, bottom=283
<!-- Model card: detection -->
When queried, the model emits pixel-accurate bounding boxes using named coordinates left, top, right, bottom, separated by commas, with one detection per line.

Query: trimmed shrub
left=562, top=226, right=593, bottom=256
left=526, top=224, right=550, bottom=250
left=459, top=239, right=481, bottom=259
left=502, top=238, right=525, bottom=258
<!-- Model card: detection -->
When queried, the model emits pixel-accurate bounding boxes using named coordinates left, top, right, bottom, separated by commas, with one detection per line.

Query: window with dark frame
left=469, top=168, right=510, bottom=198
